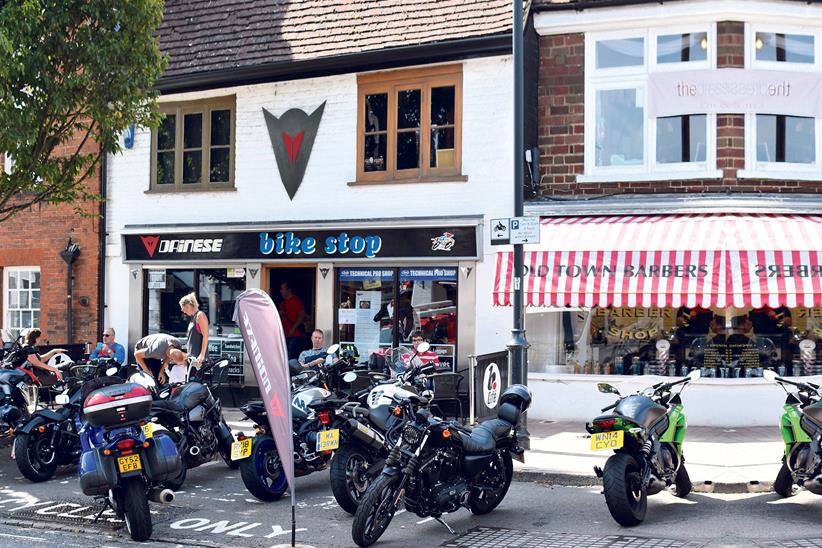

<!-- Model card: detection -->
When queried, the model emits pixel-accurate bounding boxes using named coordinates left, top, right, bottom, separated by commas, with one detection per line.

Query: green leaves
left=0, top=0, right=167, bottom=221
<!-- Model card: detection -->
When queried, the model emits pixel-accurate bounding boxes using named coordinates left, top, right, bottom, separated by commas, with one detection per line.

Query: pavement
left=223, top=409, right=785, bottom=494
left=511, top=419, right=784, bottom=493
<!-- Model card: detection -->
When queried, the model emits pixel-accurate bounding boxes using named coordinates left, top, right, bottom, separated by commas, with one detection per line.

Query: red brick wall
left=535, top=22, right=820, bottom=197
left=0, top=143, right=101, bottom=347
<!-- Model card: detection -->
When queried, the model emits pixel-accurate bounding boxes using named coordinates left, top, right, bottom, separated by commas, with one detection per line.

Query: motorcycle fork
left=394, top=432, right=430, bottom=508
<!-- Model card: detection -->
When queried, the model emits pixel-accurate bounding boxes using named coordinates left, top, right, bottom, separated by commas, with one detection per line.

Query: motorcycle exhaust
left=340, top=419, right=385, bottom=451
left=189, top=445, right=201, bottom=457
left=148, top=488, right=175, bottom=504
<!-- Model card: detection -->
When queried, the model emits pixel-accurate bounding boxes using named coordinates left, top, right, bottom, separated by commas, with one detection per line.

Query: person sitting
left=90, top=327, right=126, bottom=363
left=133, top=333, right=188, bottom=385
left=15, top=328, right=65, bottom=382
left=399, top=330, right=440, bottom=370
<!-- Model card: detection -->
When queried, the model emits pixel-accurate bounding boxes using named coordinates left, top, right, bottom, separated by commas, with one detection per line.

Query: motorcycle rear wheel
left=331, top=444, right=373, bottom=515
left=774, top=462, right=794, bottom=498
left=14, top=430, right=58, bottom=482
left=469, top=450, right=513, bottom=515
left=239, top=436, right=288, bottom=502
left=603, top=453, right=647, bottom=526
left=352, top=473, right=402, bottom=547
left=121, top=477, right=152, bottom=542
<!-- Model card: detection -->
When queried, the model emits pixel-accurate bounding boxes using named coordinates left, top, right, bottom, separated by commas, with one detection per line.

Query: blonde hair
left=179, top=292, right=199, bottom=309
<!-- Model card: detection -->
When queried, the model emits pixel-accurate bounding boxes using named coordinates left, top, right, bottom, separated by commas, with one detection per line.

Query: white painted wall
left=105, top=56, right=516, bottom=359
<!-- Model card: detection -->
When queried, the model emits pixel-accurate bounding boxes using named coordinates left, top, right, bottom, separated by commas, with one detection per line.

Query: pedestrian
left=133, top=333, right=187, bottom=385
left=180, top=292, right=209, bottom=367
left=90, top=327, right=126, bottom=364
left=279, top=282, right=307, bottom=359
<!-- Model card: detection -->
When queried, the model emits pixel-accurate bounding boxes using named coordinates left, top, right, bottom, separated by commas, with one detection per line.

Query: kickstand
left=93, top=498, right=112, bottom=523
left=434, top=516, right=457, bottom=535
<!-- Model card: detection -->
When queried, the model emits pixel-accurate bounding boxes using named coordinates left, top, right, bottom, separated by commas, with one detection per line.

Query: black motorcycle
left=133, top=357, right=236, bottom=490
left=13, top=358, right=120, bottom=482
left=351, top=384, right=531, bottom=547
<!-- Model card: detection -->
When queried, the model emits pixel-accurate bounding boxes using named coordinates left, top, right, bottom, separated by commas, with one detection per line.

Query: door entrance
left=268, top=266, right=316, bottom=360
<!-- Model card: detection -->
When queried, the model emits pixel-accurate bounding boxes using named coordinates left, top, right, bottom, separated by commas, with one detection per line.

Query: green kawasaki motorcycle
left=586, top=369, right=700, bottom=526
left=763, top=369, right=822, bottom=497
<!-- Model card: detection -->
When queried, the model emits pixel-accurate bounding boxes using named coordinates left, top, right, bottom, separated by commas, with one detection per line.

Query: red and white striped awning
left=493, top=214, right=822, bottom=309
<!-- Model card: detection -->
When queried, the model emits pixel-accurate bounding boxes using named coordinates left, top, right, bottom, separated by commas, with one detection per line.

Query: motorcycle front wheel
left=330, top=444, right=375, bottom=515
left=121, top=477, right=152, bottom=542
left=603, top=453, right=647, bottom=526
left=469, top=450, right=513, bottom=514
left=774, top=462, right=794, bottom=498
left=14, top=430, right=59, bottom=482
left=352, top=473, right=402, bottom=547
left=239, top=435, right=288, bottom=502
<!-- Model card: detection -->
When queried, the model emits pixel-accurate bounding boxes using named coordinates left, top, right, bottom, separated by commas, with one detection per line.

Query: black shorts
left=144, top=358, right=163, bottom=378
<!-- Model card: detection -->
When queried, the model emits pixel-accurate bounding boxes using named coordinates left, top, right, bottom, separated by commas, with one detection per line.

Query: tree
left=0, top=0, right=166, bottom=222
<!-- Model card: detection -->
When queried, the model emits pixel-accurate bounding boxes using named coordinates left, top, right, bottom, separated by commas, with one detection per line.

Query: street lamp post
left=507, top=0, right=530, bottom=446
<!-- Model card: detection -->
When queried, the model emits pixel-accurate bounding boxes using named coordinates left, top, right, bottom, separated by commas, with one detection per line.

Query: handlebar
left=601, top=402, right=617, bottom=412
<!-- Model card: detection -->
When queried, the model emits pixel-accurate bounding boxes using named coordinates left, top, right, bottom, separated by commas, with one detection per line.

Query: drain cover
left=441, top=527, right=704, bottom=548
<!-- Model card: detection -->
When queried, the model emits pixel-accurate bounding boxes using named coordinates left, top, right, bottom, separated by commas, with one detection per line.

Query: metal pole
left=468, top=354, right=476, bottom=425
left=507, top=0, right=530, bottom=447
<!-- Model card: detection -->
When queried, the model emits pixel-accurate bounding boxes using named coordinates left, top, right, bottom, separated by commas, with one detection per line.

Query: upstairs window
left=356, top=65, right=463, bottom=183
left=3, top=267, right=40, bottom=336
left=151, top=97, right=235, bottom=191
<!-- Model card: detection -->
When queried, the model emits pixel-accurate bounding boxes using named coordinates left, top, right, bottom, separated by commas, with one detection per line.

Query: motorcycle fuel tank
left=291, top=387, right=331, bottom=419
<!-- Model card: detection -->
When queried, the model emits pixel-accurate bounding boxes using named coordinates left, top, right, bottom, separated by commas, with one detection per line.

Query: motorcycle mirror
left=687, top=369, right=702, bottom=381
left=326, top=344, right=340, bottom=354
left=597, top=383, right=620, bottom=395
left=105, top=366, right=118, bottom=377
left=762, top=369, right=778, bottom=382
left=342, top=371, right=358, bottom=383
left=55, top=394, right=70, bottom=405
left=415, top=342, right=431, bottom=353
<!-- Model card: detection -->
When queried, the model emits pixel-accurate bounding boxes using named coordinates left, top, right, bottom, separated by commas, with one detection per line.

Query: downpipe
left=148, top=488, right=175, bottom=504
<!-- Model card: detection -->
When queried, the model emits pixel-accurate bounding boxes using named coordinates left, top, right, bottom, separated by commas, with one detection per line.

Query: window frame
left=746, top=23, right=820, bottom=72
left=3, top=266, right=40, bottom=336
left=356, top=65, right=463, bottom=184
left=150, top=96, right=236, bottom=192
left=582, top=25, right=720, bottom=183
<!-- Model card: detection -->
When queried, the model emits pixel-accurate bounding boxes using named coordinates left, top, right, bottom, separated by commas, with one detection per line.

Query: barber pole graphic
left=263, top=102, right=326, bottom=200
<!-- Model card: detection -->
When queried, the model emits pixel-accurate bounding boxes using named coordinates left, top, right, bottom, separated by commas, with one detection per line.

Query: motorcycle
left=232, top=344, right=351, bottom=502
left=12, top=358, right=119, bottom=482
left=77, top=373, right=182, bottom=542
left=133, top=356, right=236, bottom=490
left=351, top=384, right=531, bottom=547
left=762, top=368, right=822, bottom=497
left=586, top=369, right=700, bottom=526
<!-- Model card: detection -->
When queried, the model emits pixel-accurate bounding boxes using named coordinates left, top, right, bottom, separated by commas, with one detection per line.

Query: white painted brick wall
left=106, top=55, right=515, bottom=356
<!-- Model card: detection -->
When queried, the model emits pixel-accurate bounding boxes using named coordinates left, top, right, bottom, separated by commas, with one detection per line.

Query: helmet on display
left=499, top=384, right=532, bottom=412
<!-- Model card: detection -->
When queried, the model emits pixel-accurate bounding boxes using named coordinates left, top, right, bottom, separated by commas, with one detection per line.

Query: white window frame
left=741, top=23, right=822, bottom=180
left=581, top=24, right=721, bottom=183
left=3, top=267, right=40, bottom=336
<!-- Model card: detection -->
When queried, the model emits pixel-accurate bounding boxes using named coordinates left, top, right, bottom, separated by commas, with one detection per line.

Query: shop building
left=105, top=1, right=529, bottom=392
left=501, top=0, right=822, bottom=425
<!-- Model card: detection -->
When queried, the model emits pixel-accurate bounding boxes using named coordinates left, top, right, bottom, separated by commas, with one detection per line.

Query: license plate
left=141, top=423, right=153, bottom=438
left=117, top=454, right=142, bottom=473
left=590, top=430, right=624, bottom=451
left=231, top=438, right=253, bottom=461
left=316, top=429, right=340, bottom=452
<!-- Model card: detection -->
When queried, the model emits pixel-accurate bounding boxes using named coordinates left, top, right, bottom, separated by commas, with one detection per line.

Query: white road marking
left=0, top=532, right=47, bottom=542
left=416, top=517, right=434, bottom=524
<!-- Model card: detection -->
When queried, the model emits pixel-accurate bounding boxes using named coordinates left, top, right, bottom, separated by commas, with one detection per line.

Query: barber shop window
left=144, top=268, right=246, bottom=336
left=584, top=26, right=717, bottom=181
left=150, top=96, right=235, bottom=191
left=356, top=65, right=463, bottom=184
left=336, top=267, right=458, bottom=368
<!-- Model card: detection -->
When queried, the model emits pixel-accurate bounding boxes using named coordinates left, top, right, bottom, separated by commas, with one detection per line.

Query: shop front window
left=336, top=267, right=458, bottom=368
left=145, top=268, right=245, bottom=336
left=532, top=305, right=814, bottom=378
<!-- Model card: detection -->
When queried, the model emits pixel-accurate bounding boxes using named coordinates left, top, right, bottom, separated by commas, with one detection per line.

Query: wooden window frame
left=356, top=65, right=463, bottom=184
left=150, top=96, right=236, bottom=192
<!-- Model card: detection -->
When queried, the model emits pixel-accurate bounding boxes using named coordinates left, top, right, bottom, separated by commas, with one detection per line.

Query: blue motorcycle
left=77, top=376, right=182, bottom=542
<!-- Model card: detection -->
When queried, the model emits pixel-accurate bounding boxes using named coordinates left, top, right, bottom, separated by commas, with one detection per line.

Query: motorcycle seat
left=459, top=419, right=513, bottom=454
left=152, top=399, right=187, bottom=415
left=614, top=396, right=668, bottom=430
left=805, top=402, right=822, bottom=424
left=243, top=401, right=266, bottom=415
left=35, top=408, right=70, bottom=422
left=309, top=398, right=347, bottom=410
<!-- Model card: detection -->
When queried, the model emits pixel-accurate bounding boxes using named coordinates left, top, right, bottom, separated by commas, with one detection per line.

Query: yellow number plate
left=117, top=454, right=142, bottom=473
left=231, top=438, right=253, bottom=461
left=141, top=423, right=153, bottom=438
left=316, top=429, right=340, bottom=452
left=590, top=430, right=624, bottom=451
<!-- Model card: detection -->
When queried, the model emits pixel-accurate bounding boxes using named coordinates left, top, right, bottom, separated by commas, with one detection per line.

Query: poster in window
left=354, top=291, right=382, bottom=357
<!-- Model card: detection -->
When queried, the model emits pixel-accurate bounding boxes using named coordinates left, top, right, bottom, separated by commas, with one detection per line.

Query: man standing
left=134, top=333, right=188, bottom=385
left=90, top=327, right=126, bottom=363
left=279, top=282, right=307, bottom=359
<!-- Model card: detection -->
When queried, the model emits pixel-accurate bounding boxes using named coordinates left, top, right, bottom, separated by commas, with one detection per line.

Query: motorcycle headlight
left=402, top=424, right=422, bottom=445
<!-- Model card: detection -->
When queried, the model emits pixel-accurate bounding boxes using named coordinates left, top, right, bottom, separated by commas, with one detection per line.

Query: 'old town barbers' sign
left=123, top=226, right=478, bottom=262
left=648, top=69, right=822, bottom=118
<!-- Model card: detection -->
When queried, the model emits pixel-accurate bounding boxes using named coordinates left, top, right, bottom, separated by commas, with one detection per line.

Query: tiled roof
left=158, top=0, right=516, bottom=79
left=534, top=0, right=682, bottom=10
